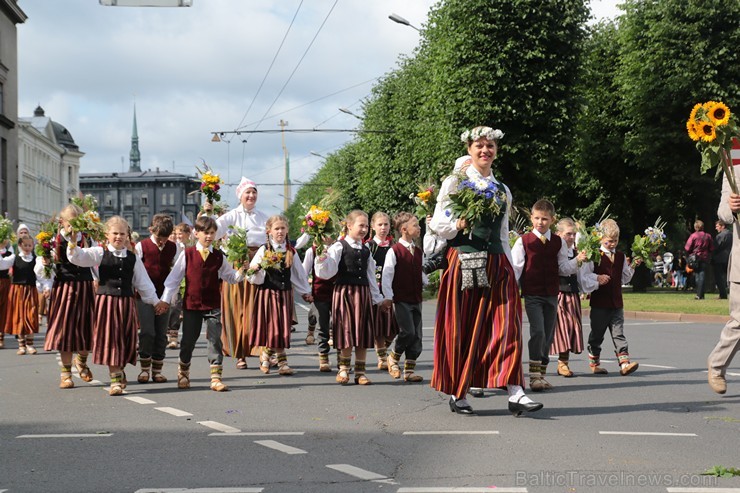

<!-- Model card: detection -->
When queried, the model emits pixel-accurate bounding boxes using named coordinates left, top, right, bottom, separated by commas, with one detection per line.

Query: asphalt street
left=1, top=300, right=739, bottom=493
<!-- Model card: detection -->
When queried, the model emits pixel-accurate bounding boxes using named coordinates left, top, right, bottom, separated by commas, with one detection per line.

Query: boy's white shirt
left=381, top=238, right=428, bottom=302
left=579, top=245, right=635, bottom=294
left=510, top=230, right=578, bottom=282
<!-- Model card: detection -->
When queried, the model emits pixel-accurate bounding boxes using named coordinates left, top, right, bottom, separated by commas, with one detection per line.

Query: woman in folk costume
left=67, top=216, right=168, bottom=396
left=430, top=125, right=543, bottom=416
left=42, top=204, right=96, bottom=389
left=203, top=177, right=268, bottom=370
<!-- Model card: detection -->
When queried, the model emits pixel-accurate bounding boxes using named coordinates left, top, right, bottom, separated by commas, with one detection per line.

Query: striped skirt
left=431, top=249, right=524, bottom=398
left=249, top=287, right=294, bottom=348
left=221, top=279, right=260, bottom=358
left=4, top=284, right=39, bottom=335
left=550, top=291, right=584, bottom=355
left=331, top=284, right=376, bottom=350
left=374, top=302, right=399, bottom=342
left=92, top=295, right=140, bottom=367
left=0, top=278, right=11, bottom=331
left=45, top=280, right=95, bottom=352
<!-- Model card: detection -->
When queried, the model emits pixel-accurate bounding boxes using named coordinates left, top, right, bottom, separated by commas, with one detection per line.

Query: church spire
left=129, top=104, right=141, bottom=172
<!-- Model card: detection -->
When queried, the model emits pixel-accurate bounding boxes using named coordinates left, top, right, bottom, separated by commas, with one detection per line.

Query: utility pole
left=280, top=119, right=290, bottom=211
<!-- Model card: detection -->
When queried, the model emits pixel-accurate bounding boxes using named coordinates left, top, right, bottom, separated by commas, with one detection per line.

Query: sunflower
left=689, top=103, right=703, bottom=123
left=708, top=102, right=731, bottom=126
left=686, top=119, right=700, bottom=141
left=698, top=121, right=717, bottom=142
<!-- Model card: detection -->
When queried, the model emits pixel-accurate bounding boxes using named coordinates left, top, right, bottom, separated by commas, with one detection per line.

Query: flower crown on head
left=460, top=126, right=504, bottom=143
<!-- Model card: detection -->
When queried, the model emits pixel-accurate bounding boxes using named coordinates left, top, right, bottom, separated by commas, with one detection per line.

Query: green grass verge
left=621, top=288, right=728, bottom=316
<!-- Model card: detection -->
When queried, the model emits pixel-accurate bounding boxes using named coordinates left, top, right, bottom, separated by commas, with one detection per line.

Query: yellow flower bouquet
left=247, top=250, right=285, bottom=277
left=0, top=214, right=15, bottom=245
left=35, top=221, right=59, bottom=278
left=191, top=162, right=223, bottom=212
left=410, top=181, right=437, bottom=220
left=69, top=195, right=105, bottom=243
left=302, top=205, right=334, bottom=256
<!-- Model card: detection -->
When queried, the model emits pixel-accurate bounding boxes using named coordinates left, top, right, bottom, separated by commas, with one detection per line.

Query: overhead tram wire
left=234, top=0, right=304, bottom=133
left=239, top=0, right=340, bottom=147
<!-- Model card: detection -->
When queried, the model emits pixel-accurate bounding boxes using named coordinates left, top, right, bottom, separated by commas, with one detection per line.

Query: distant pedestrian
left=653, top=254, right=665, bottom=287
left=684, top=220, right=714, bottom=300
left=713, top=220, right=731, bottom=300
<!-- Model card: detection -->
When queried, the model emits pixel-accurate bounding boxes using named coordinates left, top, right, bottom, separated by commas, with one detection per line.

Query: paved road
left=1, top=300, right=739, bottom=493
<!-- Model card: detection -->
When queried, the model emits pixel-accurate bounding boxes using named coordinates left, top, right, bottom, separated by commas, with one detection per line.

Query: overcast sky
left=17, top=0, right=621, bottom=214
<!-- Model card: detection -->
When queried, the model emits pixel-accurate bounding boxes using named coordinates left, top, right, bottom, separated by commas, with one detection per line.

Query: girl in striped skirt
left=43, top=204, right=96, bottom=389
left=550, top=218, right=585, bottom=377
left=247, top=215, right=312, bottom=375
left=67, top=216, right=168, bottom=396
left=314, top=210, right=384, bottom=385
left=4, top=236, right=45, bottom=354
left=0, top=240, right=13, bottom=349
left=429, top=125, right=542, bottom=416
left=368, top=212, right=399, bottom=371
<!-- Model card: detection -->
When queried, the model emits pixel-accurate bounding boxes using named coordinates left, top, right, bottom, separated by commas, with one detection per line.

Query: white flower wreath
left=460, top=126, right=504, bottom=143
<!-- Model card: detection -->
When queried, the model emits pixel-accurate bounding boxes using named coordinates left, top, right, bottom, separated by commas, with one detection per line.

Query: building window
left=186, top=211, right=194, bottom=224
left=141, top=193, right=148, bottom=205
left=124, top=192, right=132, bottom=206
left=124, top=214, right=133, bottom=225
left=170, top=192, right=175, bottom=205
left=104, top=193, right=113, bottom=207
left=140, top=214, right=149, bottom=229
left=0, top=82, right=4, bottom=115
left=161, top=192, right=168, bottom=206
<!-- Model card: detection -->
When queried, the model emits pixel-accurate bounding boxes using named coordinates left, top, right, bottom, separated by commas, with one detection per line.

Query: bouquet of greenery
left=69, top=209, right=105, bottom=243
left=247, top=250, right=285, bottom=277
left=212, top=202, right=229, bottom=216
left=225, top=225, right=250, bottom=267
left=410, top=181, right=437, bottom=220
left=576, top=221, right=604, bottom=265
left=71, top=194, right=98, bottom=212
left=35, top=221, right=58, bottom=278
left=631, top=217, right=666, bottom=269
left=0, top=214, right=15, bottom=245
left=446, top=175, right=507, bottom=234
left=302, top=205, right=334, bottom=256
left=687, top=101, right=740, bottom=222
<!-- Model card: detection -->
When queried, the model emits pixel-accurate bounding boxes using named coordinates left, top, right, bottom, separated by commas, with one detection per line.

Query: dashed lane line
left=134, top=489, right=264, bottom=492
left=599, top=431, right=697, bottom=437
left=154, top=407, right=193, bottom=417
left=17, top=433, right=113, bottom=438
left=209, top=432, right=305, bottom=437
left=402, top=431, right=499, bottom=435
left=125, top=396, right=157, bottom=405
left=197, top=421, right=241, bottom=433
left=640, top=364, right=678, bottom=369
left=397, top=488, right=527, bottom=493
left=254, top=440, right=307, bottom=455
left=326, top=464, right=387, bottom=481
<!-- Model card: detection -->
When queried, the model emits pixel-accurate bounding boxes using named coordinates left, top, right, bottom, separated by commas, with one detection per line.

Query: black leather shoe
left=508, top=397, right=543, bottom=417
left=448, top=397, right=474, bottom=415
left=469, top=388, right=485, bottom=398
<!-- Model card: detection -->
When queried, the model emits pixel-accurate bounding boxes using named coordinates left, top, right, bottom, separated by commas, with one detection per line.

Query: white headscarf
left=235, top=177, right=257, bottom=200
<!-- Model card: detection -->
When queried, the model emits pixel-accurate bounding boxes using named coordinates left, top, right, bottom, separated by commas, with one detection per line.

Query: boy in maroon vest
left=302, top=236, right=337, bottom=371
left=512, top=199, right=582, bottom=391
left=135, top=214, right=179, bottom=384
left=162, top=216, right=246, bottom=391
left=381, top=212, right=426, bottom=382
left=583, top=218, right=640, bottom=375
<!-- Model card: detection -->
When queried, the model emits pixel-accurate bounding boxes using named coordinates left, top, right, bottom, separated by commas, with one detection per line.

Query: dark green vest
left=448, top=213, right=505, bottom=254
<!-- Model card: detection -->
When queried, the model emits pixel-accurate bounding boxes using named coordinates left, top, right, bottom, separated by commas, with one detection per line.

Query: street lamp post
left=338, top=107, right=362, bottom=120
left=388, top=13, right=420, bottom=31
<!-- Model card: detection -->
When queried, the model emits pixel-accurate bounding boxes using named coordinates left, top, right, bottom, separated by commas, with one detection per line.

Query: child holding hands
left=248, top=215, right=313, bottom=375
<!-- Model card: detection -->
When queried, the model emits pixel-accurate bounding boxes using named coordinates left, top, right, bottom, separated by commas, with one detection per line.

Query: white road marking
left=397, top=488, right=527, bottom=493
left=640, top=364, right=677, bottom=369
left=17, top=433, right=112, bottom=438
left=295, top=302, right=310, bottom=312
left=402, top=431, right=499, bottom=435
left=254, top=440, right=307, bottom=455
left=197, top=421, right=241, bottom=433
left=125, top=396, right=157, bottom=405
left=703, top=370, right=740, bottom=377
left=667, top=489, right=740, bottom=493
left=208, top=432, right=305, bottom=436
left=599, top=431, right=697, bottom=437
left=154, top=407, right=193, bottom=417
left=90, top=380, right=103, bottom=385
left=134, top=489, right=264, bottom=493
left=326, top=464, right=387, bottom=481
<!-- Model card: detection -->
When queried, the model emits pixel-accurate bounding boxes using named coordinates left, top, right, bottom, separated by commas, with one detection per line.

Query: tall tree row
left=289, top=0, right=740, bottom=246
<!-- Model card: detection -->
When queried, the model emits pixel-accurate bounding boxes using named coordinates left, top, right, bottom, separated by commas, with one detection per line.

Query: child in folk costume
left=247, top=215, right=312, bottom=375
left=135, top=214, right=180, bottom=384
left=380, top=212, right=427, bottom=383
left=550, top=218, right=586, bottom=377
left=3, top=236, right=44, bottom=354
left=161, top=216, right=247, bottom=392
left=315, top=210, right=384, bottom=385
left=511, top=199, right=582, bottom=391
left=42, top=204, right=96, bottom=388
left=580, top=218, right=640, bottom=376
left=368, top=212, right=399, bottom=371
left=67, top=216, right=168, bottom=396
left=302, top=235, right=336, bottom=371
left=0, top=239, right=13, bottom=349
left=166, top=222, right=192, bottom=350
